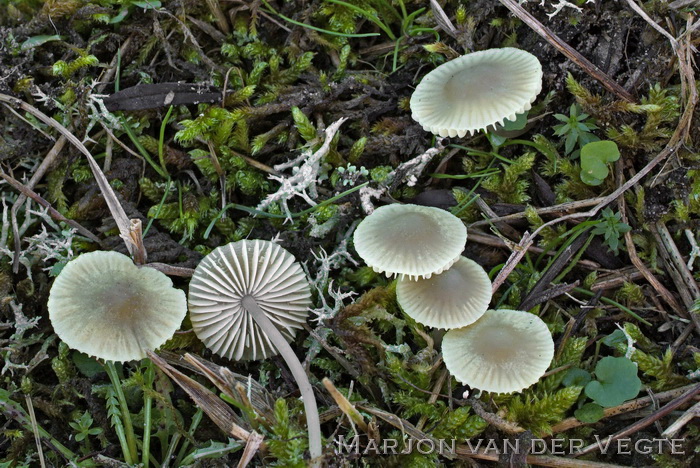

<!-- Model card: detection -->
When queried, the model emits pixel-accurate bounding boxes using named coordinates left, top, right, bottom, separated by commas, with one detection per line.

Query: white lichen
left=358, top=139, right=444, bottom=214
left=304, top=224, right=359, bottom=322
left=256, top=118, right=347, bottom=221
left=519, top=0, right=593, bottom=18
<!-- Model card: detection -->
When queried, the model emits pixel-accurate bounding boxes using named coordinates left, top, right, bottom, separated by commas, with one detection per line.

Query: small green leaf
left=602, top=331, right=628, bottom=349
left=49, top=261, right=67, bottom=277
left=108, top=8, right=129, bottom=24
left=21, top=35, right=62, bottom=50
left=585, top=356, right=641, bottom=407
left=580, top=140, right=620, bottom=185
left=132, top=0, right=162, bottom=8
left=574, top=402, right=605, bottom=423
left=72, top=351, right=104, bottom=378
left=580, top=169, right=604, bottom=186
left=501, top=112, right=528, bottom=131
left=581, top=140, right=620, bottom=164
left=562, top=368, right=592, bottom=387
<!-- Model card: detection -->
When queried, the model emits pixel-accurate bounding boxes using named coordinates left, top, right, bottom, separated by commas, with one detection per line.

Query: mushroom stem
left=242, top=296, right=322, bottom=462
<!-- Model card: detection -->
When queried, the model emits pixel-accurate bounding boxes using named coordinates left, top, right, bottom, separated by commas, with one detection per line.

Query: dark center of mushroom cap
left=443, top=64, right=506, bottom=102
left=385, top=211, right=444, bottom=243
left=471, top=324, right=519, bottom=361
left=92, top=279, right=150, bottom=323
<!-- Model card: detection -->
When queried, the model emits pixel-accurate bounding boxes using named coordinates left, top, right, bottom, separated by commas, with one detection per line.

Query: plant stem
left=174, top=408, right=203, bottom=467
left=142, top=360, right=154, bottom=467
left=105, top=361, right=138, bottom=464
left=242, top=296, right=322, bottom=463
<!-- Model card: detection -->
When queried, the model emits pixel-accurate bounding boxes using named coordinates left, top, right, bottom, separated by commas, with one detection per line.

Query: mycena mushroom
left=48, top=250, right=187, bottom=465
left=48, top=250, right=187, bottom=362
left=396, top=256, right=492, bottom=329
left=353, top=203, right=467, bottom=281
left=410, top=47, right=543, bottom=137
left=442, top=309, right=554, bottom=394
left=187, top=239, right=322, bottom=462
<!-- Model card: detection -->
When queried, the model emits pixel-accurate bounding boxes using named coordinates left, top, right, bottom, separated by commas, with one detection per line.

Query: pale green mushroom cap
left=410, top=48, right=543, bottom=137
left=397, top=256, right=491, bottom=329
left=442, top=309, right=554, bottom=394
left=48, top=251, right=187, bottom=362
left=188, top=240, right=312, bottom=361
left=353, top=204, right=467, bottom=281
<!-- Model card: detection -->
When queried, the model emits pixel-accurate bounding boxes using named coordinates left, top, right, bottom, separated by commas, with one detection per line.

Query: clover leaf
left=585, top=356, right=641, bottom=407
left=580, top=140, right=620, bottom=186
left=563, top=368, right=592, bottom=387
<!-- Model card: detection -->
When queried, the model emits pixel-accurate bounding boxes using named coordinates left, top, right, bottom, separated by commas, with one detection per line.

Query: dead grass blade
left=236, top=431, right=265, bottom=468
left=0, top=93, right=140, bottom=259
left=146, top=351, right=260, bottom=447
left=183, top=353, right=276, bottom=423
left=322, top=377, right=368, bottom=433
left=0, top=170, right=101, bottom=245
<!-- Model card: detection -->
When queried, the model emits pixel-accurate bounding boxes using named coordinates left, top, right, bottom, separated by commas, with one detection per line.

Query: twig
left=8, top=136, right=67, bottom=271
left=661, top=400, right=700, bottom=438
left=455, top=446, right=627, bottom=468
left=624, top=0, right=679, bottom=50
left=651, top=222, right=700, bottom=309
left=497, top=0, right=635, bottom=102
left=96, top=35, right=134, bottom=94
left=590, top=267, right=645, bottom=291
left=468, top=231, right=600, bottom=270
left=358, top=404, right=624, bottom=467
left=24, top=395, right=46, bottom=468
left=491, top=20, right=698, bottom=293
left=322, top=377, right=369, bottom=433
left=468, top=197, right=606, bottom=228
left=574, top=383, right=700, bottom=456
left=552, top=383, right=700, bottom=433
left=519, top=228, right=591, bottom=310
left=416, top=369, right=449, bottom=431
left=468, top=398, right=524, bottom=434
left=144, top=262, right=195, bottom=277
left=685, top=229, right=700, bottom=271
left=0, top=170, right=101, bottom=244
left=615, top=162, right=688, bottom=320
left=0, top=93, right=136, bottom=256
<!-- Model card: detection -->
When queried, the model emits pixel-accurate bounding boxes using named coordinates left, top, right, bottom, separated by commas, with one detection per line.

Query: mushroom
left=48, top=250, right=187, bottom=362
left=353, top=203, right=467, bottom=280
left=396, top=256, right=492, bottom=329
left=410, top=47, right=543, bottom=137
left=187, top=239, right=322, bottom=461
left=441, top=309, right=554, bottom=394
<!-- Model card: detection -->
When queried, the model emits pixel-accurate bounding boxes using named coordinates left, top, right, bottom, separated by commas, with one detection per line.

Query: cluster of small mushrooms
left=47, top=47, right=548, bottom=461
left=353, top=203, right=554, bottom=394
left=49, top=240, right=323, bottom=460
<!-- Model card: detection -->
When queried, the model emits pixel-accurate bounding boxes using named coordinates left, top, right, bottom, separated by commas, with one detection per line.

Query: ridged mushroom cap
left=410, top=48, right=543, bottom=137
left=48, top=251, right=187, bottom=362
left=188, top=240, right=312, bottom=361
left=353, top=204, right=467, bottom=281
left=442, top=309, right=554, bottom=394
left=396, top=256, right=491, bottom=329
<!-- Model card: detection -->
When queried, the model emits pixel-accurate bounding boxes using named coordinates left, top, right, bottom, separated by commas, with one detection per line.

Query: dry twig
left=497, top=0, right=635, bottom=102
left=491, top=12, right=698, bottom=293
